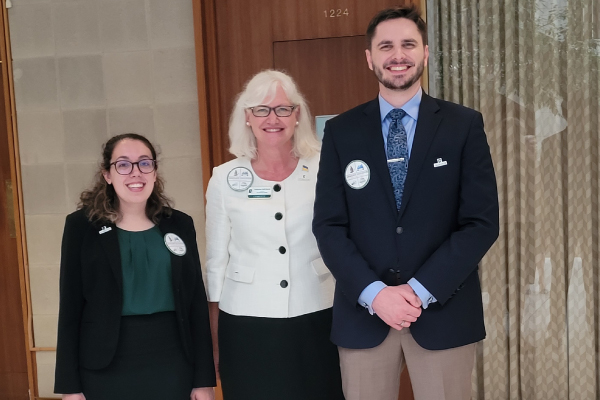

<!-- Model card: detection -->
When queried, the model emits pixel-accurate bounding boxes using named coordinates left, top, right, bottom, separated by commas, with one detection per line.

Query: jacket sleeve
left=54, top=212, right=87, bottom=394
left=413, top=111, right=499, bottom=304
left=185, top=215, right=217, bottom=388
left=205, top=168, right=231, bottom=302
left=312, top=122, right=381, bottom=305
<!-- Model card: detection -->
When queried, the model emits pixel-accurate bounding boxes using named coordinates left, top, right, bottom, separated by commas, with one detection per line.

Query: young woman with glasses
left=205, top=70, right=344, bottom=400
left=54, top=133, right=216, bottom=400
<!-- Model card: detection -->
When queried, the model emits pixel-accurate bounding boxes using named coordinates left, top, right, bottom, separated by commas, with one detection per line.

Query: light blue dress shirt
left=357, top=89, right=437, bottom=314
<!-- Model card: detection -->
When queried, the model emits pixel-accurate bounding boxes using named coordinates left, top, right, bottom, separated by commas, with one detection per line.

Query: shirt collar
left=379, top=88, right=423, bottom=123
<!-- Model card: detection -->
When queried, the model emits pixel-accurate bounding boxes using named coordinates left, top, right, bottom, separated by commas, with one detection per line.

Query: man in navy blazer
left=312, top=5, right=499, bottom=400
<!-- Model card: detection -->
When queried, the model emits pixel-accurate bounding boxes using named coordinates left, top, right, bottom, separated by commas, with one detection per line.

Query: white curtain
left=432, top=0, right=599, bottom=398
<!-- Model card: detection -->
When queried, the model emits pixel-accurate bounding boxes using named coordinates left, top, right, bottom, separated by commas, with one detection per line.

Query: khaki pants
left=338, top=328, right=476, bottom=400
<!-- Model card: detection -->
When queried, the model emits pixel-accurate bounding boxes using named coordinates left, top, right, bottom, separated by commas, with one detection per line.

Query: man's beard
left=373, top=59, right=425, bottom=91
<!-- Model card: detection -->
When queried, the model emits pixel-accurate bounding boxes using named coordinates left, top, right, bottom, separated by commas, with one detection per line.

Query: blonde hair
left=228, top=70, right=320, bottom=159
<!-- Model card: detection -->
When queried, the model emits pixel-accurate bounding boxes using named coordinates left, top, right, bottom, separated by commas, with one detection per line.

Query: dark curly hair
left=78, top=133, right=172, bottom=224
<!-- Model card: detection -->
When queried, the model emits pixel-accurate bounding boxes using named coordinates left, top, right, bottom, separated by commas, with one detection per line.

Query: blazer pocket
left=310, top=257, right=330, bottom=277
left=226, top=264, right=255, bottom=283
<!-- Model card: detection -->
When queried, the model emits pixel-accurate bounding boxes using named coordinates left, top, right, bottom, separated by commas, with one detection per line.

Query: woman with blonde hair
left=55, top=133, right=216, bottom=400
left=206, top=70, right=344, bottom=400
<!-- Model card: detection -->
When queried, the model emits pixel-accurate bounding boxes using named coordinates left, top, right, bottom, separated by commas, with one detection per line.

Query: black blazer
left=313, top=93, right=499, bottom=351
left=54, top=208, right=216, bottom=394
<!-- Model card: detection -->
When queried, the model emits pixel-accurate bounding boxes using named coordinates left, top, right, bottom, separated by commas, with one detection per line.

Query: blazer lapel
left=361, top=98, right=398, bottom=216
left=97, top=222, right=123, bottom=295
left=158, top=215, right=183, bottom=291
left=398, top=93, right=442, bottom=219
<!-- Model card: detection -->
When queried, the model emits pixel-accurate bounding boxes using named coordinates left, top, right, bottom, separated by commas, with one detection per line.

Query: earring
left=295, top=121, right=299, bottom=126
left=246, top=122, right=251, bottom=126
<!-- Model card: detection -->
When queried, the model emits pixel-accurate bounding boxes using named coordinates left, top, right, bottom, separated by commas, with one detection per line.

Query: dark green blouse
left=117, top=226, right=176, bottom=316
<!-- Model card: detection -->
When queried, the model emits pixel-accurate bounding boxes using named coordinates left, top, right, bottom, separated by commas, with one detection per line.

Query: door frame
left=0, top=0, right=37, bottom=398
left=193, top=0, right=221, bottom=192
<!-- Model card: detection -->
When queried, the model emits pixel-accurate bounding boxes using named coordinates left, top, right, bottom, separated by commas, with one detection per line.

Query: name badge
left=345, top=160, right=370, bottom=189
left=164, top=233, right=187, bottom=256
left=434, top=158, right=448, bottom=168
left=248, top=187, right=272, bottom=199
left=227, top=167, right=253, bottom=191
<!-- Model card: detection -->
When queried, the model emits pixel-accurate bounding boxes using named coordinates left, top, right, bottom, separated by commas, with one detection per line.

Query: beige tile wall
left=8, top=0, right=204, bottom=397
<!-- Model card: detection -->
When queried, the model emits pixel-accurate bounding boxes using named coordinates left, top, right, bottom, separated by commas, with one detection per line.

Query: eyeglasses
left=248, top=105, right=297, bottom=117
left=110, top=159, right=157, bottom=175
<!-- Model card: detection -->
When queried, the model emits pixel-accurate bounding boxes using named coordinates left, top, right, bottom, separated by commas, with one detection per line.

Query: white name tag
left=345, top=160, right=370, bottom=189
left=164, top=233, right=187, bottom=256
left=227, top=167, right=253, bottom=191
left=248, top=187, right=272, bottom=199
left=434, top=158, right=448, bottom=168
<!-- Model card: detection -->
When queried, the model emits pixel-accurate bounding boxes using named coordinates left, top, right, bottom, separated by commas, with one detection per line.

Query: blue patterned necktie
left=387, top=109, right=409, bottom=210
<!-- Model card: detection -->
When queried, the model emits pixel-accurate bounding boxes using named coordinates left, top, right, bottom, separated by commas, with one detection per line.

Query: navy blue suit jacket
left=312, top=93, right=499, bottom=350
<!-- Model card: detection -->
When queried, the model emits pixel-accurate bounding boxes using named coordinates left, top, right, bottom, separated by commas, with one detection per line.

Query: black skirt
left=218, top=308, right=344, bottom=400
left=80, top=311, right=193, bottom=400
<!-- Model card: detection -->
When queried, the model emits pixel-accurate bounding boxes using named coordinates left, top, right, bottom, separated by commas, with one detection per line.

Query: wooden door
left=0, top=53, right=29, bottom=400
left=0, top=1, right=31, bottom=397
left=197, top=0, right=423, bottom=170
left=273, top=36, right=379, bottom=117
left=194, top=1, right=424, bottom=398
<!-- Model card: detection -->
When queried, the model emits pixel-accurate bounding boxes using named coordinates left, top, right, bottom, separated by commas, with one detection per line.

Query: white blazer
left=205, top=154, right=334, bottom=318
